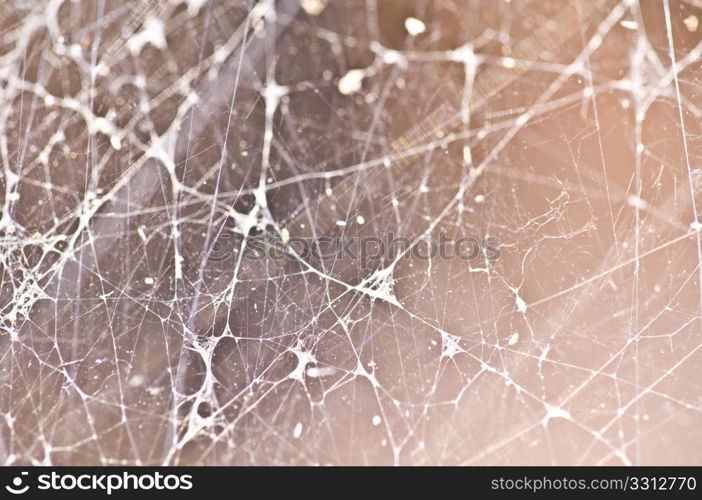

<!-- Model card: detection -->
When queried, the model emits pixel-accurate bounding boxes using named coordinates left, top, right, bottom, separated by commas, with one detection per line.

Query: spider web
left=1, top=0, right=701, bottom=465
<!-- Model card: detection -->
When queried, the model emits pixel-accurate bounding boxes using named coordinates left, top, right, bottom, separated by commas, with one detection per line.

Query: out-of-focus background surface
left=1, top=0, right=702, bottom=465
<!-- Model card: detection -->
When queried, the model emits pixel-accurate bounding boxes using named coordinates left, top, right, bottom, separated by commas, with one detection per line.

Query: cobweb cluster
left=1, top=0, right=701, bottom=465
